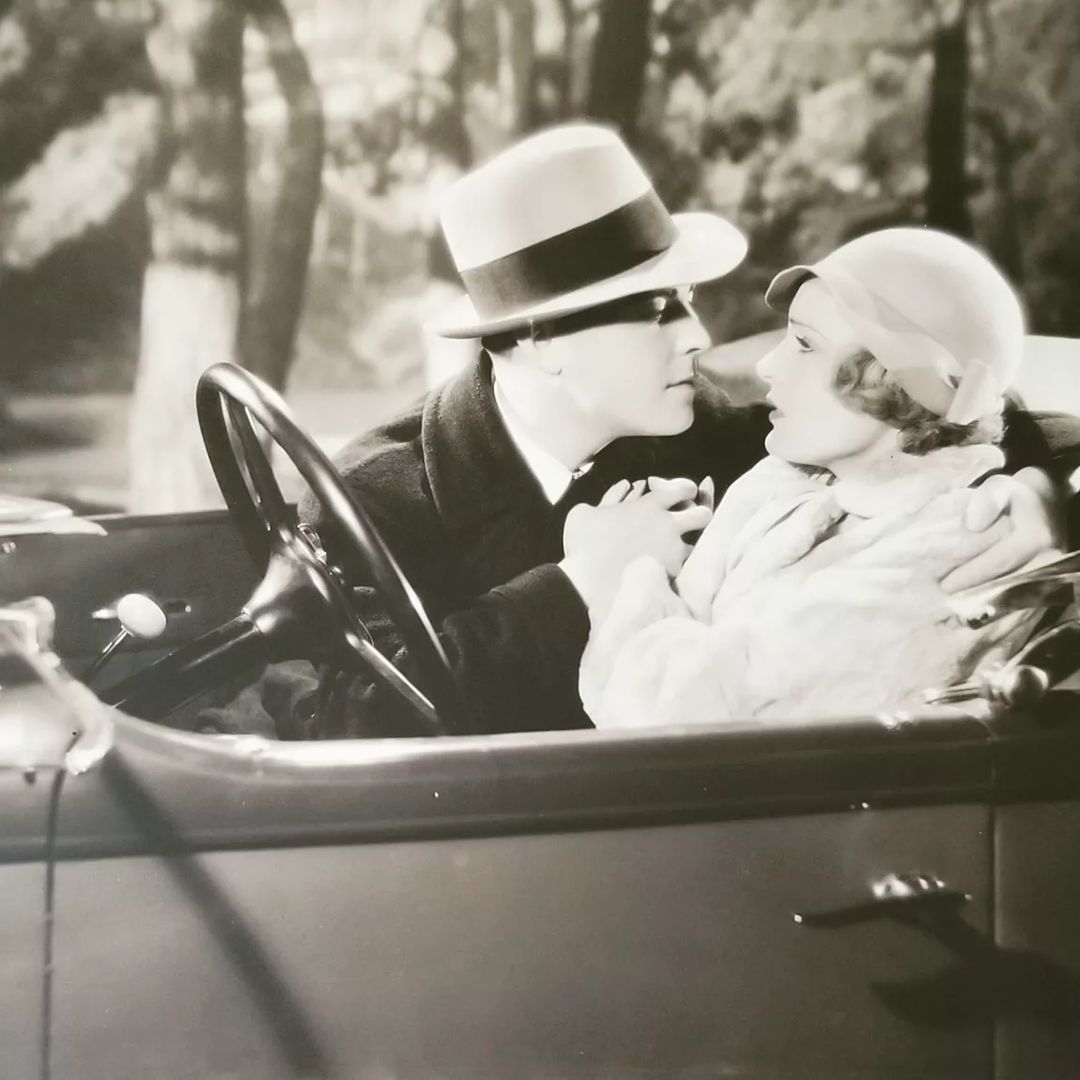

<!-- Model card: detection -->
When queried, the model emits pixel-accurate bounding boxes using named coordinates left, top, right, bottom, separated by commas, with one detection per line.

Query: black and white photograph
left=2, top=0, right=1079, bottom=1076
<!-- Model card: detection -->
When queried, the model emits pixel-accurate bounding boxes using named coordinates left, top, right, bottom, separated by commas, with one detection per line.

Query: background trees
left=1, top=0, right=1078, bottom=509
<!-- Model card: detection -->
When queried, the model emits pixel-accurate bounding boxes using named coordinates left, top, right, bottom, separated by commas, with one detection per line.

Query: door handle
left=794, top=873, right=971, bottom=930
left=795, top=872, right=1080, bottom=1026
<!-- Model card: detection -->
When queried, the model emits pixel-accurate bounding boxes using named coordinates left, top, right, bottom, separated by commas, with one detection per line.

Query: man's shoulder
left=333, top=395, right=428, bottom=491
left=1005, top=404, right=1080, bottom=453
left=297, top=392, right=432, bottom=529
left=1001, top=402, right=1080, bottom=477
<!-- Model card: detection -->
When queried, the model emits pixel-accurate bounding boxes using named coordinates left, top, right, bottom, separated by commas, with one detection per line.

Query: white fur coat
left=579, top=445, right=1044, bottom=728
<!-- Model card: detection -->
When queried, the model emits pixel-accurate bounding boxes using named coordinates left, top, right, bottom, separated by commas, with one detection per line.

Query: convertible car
left=2, top=355, right=1080, bottom=1080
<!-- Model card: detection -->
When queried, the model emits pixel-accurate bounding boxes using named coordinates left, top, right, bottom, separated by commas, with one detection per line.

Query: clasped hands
left=559, top=475, right=713, bottom=617
left=560, top=467, right=1066, bottom=620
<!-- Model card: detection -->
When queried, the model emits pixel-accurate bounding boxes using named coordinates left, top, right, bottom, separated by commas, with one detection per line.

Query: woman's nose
left=756, top=342, right=783, bottom=380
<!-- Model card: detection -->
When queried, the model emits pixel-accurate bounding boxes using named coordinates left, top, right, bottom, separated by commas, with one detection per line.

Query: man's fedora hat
left=431, top=124, right=748, bottom=339
left=765, top=227, right=1026, bottom=425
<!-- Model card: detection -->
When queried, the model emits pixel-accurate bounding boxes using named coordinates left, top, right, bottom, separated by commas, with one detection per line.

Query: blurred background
left=0, top=0, right=1077, bottom=513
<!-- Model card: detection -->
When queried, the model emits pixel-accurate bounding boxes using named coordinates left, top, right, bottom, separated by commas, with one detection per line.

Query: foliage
left=0, top=0, right=157, bottom=216
left=1, top=0, right=1078, bottom=399
left=0, top=0, right=157, bottom=388
left=973, top=0, right=1080, bottom=334
left=0, top=91, right=159, bottom=270
left=644, top=0, right=1080, bottom=338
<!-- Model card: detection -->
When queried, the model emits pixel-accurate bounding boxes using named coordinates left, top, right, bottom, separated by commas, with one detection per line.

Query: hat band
left=459, top=190, right=678, bottom=320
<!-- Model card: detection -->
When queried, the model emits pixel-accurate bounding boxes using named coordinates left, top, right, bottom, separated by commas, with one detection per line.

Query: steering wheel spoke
left=227, top=400, right=293, bottom=535
left=348, top=636, right=443, bottom=735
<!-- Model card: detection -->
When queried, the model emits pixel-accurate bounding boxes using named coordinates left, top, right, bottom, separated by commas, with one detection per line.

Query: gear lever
left=83, top=594, right=168, bottom=684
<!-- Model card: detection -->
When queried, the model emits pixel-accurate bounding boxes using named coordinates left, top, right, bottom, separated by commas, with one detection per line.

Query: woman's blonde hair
left=834, top=349, right=1003, bottom=455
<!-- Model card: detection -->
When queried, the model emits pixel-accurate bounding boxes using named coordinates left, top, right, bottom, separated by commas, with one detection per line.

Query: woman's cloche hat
left=765, top=227, right=1026, bottom=426
left=431, top=123, right=748, bottom=339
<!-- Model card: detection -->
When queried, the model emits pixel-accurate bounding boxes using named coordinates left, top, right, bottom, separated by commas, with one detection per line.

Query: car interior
left=3, top=334, right=1080, bottom=740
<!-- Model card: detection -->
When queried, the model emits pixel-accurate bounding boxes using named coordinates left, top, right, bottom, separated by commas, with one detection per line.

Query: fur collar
left=827, top=443, right=1005, bottom=518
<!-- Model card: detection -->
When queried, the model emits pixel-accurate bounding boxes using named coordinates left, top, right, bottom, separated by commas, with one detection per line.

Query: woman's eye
left=794, top=334, right=812, bottom=352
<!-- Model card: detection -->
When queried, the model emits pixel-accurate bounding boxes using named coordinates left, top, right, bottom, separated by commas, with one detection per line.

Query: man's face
left=537, top=288, right=711, bottom=439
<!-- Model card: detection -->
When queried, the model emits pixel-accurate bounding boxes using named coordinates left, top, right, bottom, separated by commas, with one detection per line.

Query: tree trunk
left=925, top=7, right=973, bottom=237
left=239, top=0, right=324, bottom=391
left=971, top=107, right=1023, bottom=283
left=499, top=0, right=537, bottom=134
left=129, top=0, right=246, bottom=512
left=425, top=0, right=471, bottom=287
left=585, top=0, right=652, bottom=142
left=448, top=0, right=472, bottom=168
left=555, top=0, right=576, bottom=117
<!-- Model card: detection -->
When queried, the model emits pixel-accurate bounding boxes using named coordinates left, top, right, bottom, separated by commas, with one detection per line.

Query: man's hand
left=560, top=477, right=712, bottom=616
left=941, top=467, right=1066, bottom=592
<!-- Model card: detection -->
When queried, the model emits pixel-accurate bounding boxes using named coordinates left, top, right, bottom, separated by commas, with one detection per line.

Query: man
left=290, top=124, right=1073, bottom=739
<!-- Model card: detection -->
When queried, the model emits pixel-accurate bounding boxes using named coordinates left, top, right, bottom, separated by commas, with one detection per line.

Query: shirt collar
left=492, top=377, right=592, bottom=504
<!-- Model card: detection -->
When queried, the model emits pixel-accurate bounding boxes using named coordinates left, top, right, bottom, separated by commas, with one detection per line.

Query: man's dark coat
left=291, top=352, right=1079, bottom=739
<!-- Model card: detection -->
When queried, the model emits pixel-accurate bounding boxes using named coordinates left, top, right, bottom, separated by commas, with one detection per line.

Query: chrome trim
left=948, top=549, right=1080, bottom=628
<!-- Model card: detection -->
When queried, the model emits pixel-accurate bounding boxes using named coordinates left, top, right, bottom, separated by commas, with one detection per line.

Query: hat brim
left=763, top=265, right=818, bottom=312
left=429, top=212, right=748, bottom=339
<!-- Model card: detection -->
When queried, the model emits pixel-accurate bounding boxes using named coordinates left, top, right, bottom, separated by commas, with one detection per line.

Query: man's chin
left=653, top=400, right=696, bottom=437
left=617, top=399, right=694, bottom=440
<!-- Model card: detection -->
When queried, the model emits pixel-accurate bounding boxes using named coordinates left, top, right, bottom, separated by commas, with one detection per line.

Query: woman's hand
left=940, top=467, right=1066, bottom=592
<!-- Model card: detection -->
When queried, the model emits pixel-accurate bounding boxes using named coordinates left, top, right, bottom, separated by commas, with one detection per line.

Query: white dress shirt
left=493, top=379, right=592, bottom=503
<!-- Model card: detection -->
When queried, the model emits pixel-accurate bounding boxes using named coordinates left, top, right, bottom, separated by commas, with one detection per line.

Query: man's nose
left=673, top=305, right=711, bottom=354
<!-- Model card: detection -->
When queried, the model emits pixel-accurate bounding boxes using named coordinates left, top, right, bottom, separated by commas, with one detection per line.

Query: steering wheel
left=101, top=364, right=461, bottom=735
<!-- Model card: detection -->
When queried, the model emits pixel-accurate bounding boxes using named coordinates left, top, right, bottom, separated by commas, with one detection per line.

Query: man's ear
left=490, top=330, right=562, bottom=378
left=523, top=323, right=563, bottom=375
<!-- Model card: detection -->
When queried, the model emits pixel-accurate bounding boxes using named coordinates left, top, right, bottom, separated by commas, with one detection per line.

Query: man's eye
left=654, top=290, right=689, bottom=323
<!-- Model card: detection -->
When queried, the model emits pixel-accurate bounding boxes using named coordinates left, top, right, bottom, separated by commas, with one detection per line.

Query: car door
left=992, top=705, right=1080, bottom=1080
left=43, top=711, right=998, bottom=1080
left=0, top=766, right=51, bottom=1080
left=0, top=512, right=257, bottom=684
left=0, top=623, right=98, bottom=1080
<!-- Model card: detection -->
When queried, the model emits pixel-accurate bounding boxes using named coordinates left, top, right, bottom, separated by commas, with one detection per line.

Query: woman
left=579, top=227, right=1053, bottom=727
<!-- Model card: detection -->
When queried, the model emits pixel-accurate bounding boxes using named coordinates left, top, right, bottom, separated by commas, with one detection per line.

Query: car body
left=3, top=335, right=1080, bottom=1079
left=2, top=503, right=1080, bottom=1080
